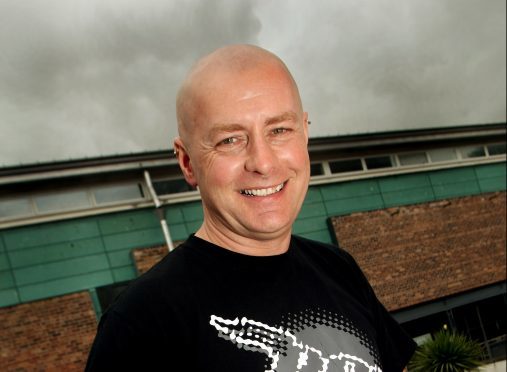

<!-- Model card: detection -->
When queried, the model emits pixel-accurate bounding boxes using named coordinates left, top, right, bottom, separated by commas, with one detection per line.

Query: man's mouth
left=240, top=182, right=285, bottom=197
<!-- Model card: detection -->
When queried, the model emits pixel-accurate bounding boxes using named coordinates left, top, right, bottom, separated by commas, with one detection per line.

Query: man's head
left=174, top=45, right=310, bottom=252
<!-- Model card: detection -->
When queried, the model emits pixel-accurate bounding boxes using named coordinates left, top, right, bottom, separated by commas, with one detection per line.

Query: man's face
left=178, top=64, right=310, bottom=242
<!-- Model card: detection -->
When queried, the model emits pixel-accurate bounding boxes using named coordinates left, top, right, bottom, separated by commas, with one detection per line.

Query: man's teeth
left=241, top=183, right=284, bottom=196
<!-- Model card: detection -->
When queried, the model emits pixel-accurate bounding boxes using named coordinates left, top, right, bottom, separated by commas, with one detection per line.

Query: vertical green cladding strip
left=379, top=173, right=435, bottom=207
left=98, top=208, right=168, bottom=284
left=0, top=253, right=9, bottom=272
left=0, top=289, right=19, bottom=307
left=164, top=206, right=184, bottom=224
left=430, top=168, right=481, bottom=199
left=97, top=209, right=161, bottom=235
left=167, top=201, right=202, bottom=237
left=474, top=163, right=507, bottom=192
left=180, top=203, right=204, bottom=222
left=294, top=187, right=325, bottom=241
left=0, top=234, right=5, bottom=253
left=0, top=233, right=20, bottom=307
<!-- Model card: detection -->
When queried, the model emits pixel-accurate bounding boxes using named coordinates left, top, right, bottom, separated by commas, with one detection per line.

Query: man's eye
left=272, top=128, right=288, bottom=135
left=219, top=137, right=237, bottom=145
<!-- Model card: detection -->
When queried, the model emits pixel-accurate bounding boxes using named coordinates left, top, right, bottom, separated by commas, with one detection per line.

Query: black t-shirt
left=86, top=235, right=415, bottom=371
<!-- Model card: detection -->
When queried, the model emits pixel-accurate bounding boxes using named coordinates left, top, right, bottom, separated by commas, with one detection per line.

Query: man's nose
left=244, top=136, right=278, bottom=176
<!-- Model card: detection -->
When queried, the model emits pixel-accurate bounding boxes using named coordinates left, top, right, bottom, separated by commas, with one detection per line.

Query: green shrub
left=408, top=330, right=484, bottom=372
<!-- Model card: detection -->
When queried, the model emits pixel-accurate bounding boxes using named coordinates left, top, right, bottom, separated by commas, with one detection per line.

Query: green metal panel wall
left=0, top=203, right=203, bottom=308
left=0, top=163, right=505, bottom=308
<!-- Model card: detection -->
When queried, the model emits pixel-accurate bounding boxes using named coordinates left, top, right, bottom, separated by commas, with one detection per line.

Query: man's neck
left=195, top=223, right=291, bottom=256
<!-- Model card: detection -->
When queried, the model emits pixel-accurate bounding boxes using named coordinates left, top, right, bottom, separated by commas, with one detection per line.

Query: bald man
left=86, top=45, right=415, bottom=372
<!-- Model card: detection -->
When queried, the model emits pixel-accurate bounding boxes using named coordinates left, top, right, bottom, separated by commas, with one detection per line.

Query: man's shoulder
left=290, top=235, right=366, bottom=282
left=291, top=235, right=355, bottom=262
left=105, top=237, right=199, bottom=318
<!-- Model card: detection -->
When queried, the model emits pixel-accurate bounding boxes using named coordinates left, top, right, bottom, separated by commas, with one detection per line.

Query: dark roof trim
left=1, top=122, right=505, bottom=178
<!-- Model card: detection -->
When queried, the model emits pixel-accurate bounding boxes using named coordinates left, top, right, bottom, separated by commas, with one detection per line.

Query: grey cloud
left=257, top=0, right=506, bottom=136
left=0, top=0, right=261, bottom=165
left=0, top=0, right=505, bottom=166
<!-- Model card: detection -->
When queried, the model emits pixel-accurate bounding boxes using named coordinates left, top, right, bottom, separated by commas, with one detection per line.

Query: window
left=34, top=190, right=91, bottom=213
left=365, top=156, right=393, bottom=170
left=460, top=146, right=486, bottom=159
left=427, top=148, right=457, bottom=163
left=0, top=198, right=34, bottom=219
left=153, top=179, right=195, bottom=195
left=398, top=152, right=428, bottom=166
left=400, top=294, right=507, bottom=363
left=329, top=159, right=363, bottom=173
left=310, top=163, right=325, bottom=176
left=487, top=143, right=506, bottom=156
left=93, top=183, right=144, bottom=205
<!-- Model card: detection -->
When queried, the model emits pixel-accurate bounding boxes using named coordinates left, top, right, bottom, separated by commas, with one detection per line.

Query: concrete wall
left=481, top=360, right=507, bottom=372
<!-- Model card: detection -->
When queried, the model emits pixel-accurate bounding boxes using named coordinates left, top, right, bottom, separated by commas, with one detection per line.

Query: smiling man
left=174, top=45, right=310, bottom=256
left=86, top=45, right=415, bottom=372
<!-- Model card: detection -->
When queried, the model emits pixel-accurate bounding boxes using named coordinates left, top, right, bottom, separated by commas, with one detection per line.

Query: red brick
left=331, top=191, right=506, bottom=311
left=0, top=292, right=97, bottom=371
left=132, top=241, right=182, bottom=275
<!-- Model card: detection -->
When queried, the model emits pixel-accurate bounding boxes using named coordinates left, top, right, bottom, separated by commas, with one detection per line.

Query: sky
left=0, top=0, right=505, bottom=166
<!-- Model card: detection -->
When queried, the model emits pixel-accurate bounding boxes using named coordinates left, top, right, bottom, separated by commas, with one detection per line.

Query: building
left=0, top=123, right=505, bottom=370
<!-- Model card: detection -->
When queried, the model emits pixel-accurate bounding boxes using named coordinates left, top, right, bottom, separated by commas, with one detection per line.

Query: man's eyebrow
left=208, top=123, right=245, bottom=139
left=207, top=112, right=298, bottom=139
left=265, top=111, right=298, bottom=125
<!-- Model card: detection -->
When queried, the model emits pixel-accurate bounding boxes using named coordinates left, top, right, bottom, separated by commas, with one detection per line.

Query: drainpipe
left=144, top=170, right=174, bottom=251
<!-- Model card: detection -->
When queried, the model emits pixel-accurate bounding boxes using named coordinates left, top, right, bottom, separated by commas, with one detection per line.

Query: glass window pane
left=329, top=159, right=363, bottom=173
left=365, top=156, right=392, bottom=170
left=94, top=184, right=144, bottom=204
left=310, top=163, right=324, bottom=176
left=0, top=198, right=34, bottom=219
left=460, top=146, right=485, bottom=158
left=427, top=148, right=457, bottom=162
left=35, top=190, right=91, bottom=213
left=153, top=179, right=195, bottom=195
left=487, top=143, right=506, bottom=156
left=398, top=153, right=428, bottom=166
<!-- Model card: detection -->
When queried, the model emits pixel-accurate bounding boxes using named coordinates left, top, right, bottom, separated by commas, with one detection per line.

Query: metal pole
left=476, top=305, right=492, bottom=361
left=144, top=171, right=174, bottom=251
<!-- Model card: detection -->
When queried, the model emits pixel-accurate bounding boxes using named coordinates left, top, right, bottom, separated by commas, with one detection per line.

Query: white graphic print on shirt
left=210, top=309, right=382, bottom=372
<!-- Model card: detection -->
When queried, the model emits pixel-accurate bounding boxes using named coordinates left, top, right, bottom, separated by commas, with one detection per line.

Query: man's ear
left=303, top=111, right=309, bottom=144
left=173, top=137, right=198, bottom=188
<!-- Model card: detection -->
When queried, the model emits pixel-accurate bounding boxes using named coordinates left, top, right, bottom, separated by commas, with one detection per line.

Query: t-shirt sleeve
left=85, top=308, right=190, bottom=371
left=86, top=310, right=154, bottom=371
left=374, top=303, right=417, bottom=371
left=340, top=249, right=416, bottom=371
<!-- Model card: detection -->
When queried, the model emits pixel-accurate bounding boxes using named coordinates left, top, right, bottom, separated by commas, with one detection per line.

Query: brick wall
left=132, top=241, right=182, bottom=275
left=0, top=291, right=97, bottom=371
left=132, top=245, right=169, bottom=275
left=331, top=191, right=506, bottom=312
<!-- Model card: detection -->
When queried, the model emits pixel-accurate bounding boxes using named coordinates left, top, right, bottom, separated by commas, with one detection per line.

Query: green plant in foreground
left=408, top=330, right=484, bottom=372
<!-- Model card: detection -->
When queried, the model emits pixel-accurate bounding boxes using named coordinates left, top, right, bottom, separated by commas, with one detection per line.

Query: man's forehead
left=177, top=45, right=302, bottom=142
